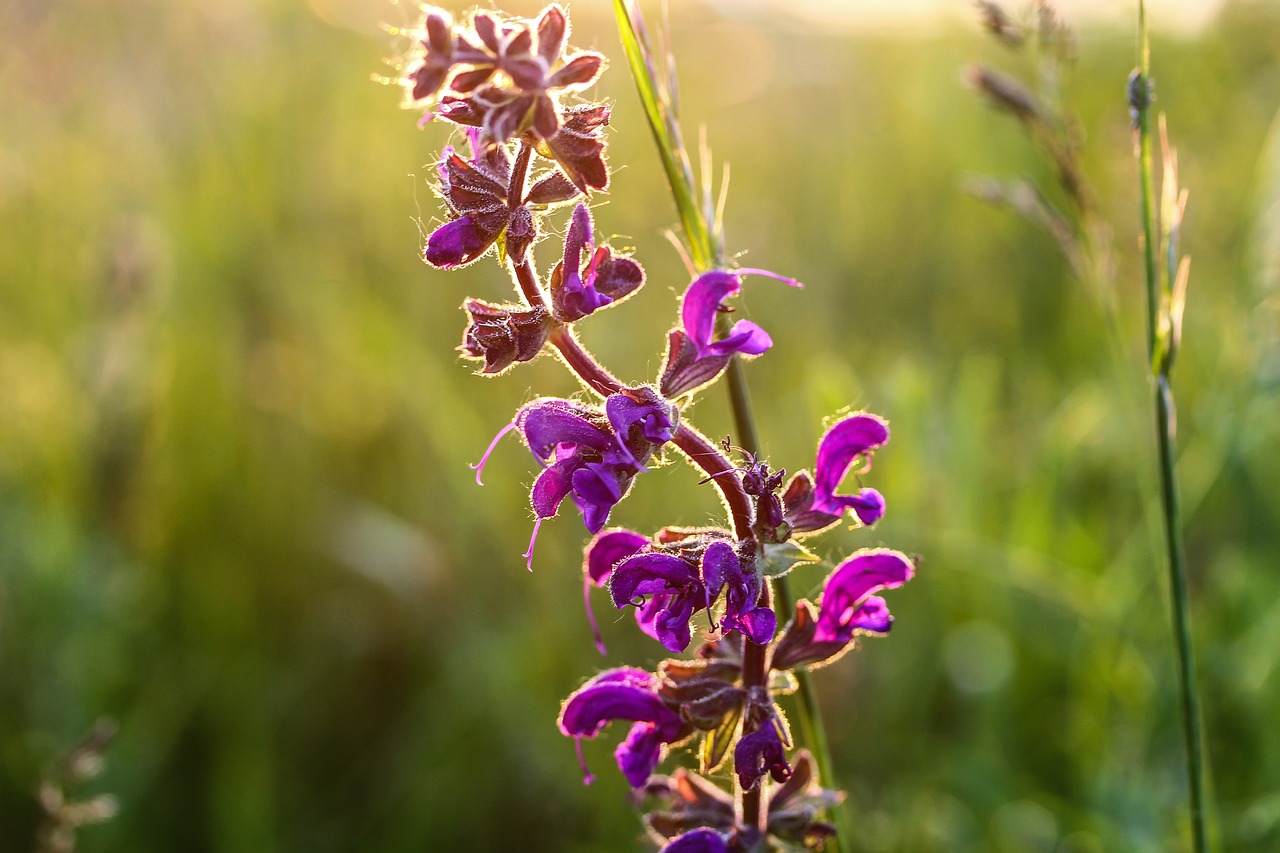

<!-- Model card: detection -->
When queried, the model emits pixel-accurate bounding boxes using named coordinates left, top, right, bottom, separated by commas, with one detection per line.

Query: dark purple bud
left=550, top=205, right=645, bottom=322
left=734, top=724, right=792, bottom=791
left=424, top=216, right=491, bottom=268
left=504, top=205, right=537, bottom=262
left=459, top=298, right=552, bottom=374
left=660, top=829, right=731, bottom=853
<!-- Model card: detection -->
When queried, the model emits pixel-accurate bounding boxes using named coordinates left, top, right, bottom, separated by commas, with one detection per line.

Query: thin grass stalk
left=612, top=2, right=851, bottom=847
left=1133, top=5, right=1210, bottom=850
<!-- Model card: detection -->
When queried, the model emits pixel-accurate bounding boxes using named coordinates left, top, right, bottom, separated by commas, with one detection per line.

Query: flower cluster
left=394, top=6, right=915, bottom=850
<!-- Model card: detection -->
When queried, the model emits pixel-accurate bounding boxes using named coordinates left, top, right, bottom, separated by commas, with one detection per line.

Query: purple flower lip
left=558, top=667, right=687, bottom=788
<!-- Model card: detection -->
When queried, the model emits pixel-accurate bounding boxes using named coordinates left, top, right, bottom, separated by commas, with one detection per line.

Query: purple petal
left=704, top=319, right=772, bottom=357
left=571, top=462, right=623, bottom=533
left=661, top=829, right=731, bottom=853
left=558, top=669, right=677, bottom=739
left=584, top=529, right=649, bottom=586
left=615, top=721, right=664, bottom=788
left=814, top=549, right=914, bottom=644
left=700, top=541, right=739, bottom=608
left=680, top=271, right=742, bottom=348
left=812, top=414, right=890, bottom=513
left=606, top=394, right=675, bottom=447
left=516, top=398, right=612, bottom=459
left=849, top=595, right=893, bottom=635
left=734, top=725, right=791, bottom=790
left=530, top=459, right=576, bottom=518
left=729, top=604, right=777, bottom=646
left=651, top=591, right=697, bottom=653
left=610, top=553, right=698, bottom=608
left=424, top=216, right=491, bottom=268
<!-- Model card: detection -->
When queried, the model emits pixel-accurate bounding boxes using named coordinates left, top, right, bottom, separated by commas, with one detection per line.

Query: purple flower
left=660, top=269, right=799, bottom=397
left=472, top=391, right=676, bottom=569
left=701, top=542, right=776, bottom=646
left=813, top=549, right=913, bottom=645
left=783, top=414, right=890, bottom=535
left=557, top=667, right=689, bottom=788
left=660, top=829, right=731, bottom=853
left=549, top=204, right=645, bottom=322
left=610, top=550, right=702, bottom=653
left=734, top=723, right=792, bottom=791
left=770, top=548, right=914, bottom=671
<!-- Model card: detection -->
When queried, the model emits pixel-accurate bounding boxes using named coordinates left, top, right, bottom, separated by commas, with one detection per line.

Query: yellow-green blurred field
left=3, top=1, right=1280, bottom=850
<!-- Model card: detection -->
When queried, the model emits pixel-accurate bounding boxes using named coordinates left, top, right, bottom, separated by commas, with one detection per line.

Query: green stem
left=1134, top=6, right=1210, bottom=851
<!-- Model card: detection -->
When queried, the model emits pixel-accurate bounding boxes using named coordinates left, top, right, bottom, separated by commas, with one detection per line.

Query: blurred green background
left=3, top=0, right=1280, bottom=850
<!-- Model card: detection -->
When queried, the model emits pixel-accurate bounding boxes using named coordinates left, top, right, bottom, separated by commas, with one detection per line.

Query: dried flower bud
left=459, top=299, right=553, bottom=374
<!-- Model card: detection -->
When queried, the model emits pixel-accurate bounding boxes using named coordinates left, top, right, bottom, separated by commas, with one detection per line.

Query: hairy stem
left=1134, top=6, right=1211, bottom=851
left=671, top=422, right=753, bottom=539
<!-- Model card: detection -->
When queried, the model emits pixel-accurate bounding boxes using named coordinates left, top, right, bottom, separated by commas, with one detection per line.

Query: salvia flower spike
left=390, top=4, right=915, bottom=847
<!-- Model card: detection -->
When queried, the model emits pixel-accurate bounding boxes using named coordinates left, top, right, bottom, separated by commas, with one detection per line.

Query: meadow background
left=3, top=0, right=1280, bottom=850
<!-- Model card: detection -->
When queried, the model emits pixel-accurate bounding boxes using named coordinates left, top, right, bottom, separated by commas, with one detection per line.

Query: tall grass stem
left=1134, top=4, right=1211, bottom=850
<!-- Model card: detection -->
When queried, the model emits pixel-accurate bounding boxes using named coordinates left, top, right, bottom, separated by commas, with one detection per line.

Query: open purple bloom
left=473, top=391, right=675, bottom=568
left=610, top=550, right=703, bottom=653
left=783, top=413, right=890, bottom=535
left=701, top=542, right=776, bottom=646
left=558, top=667, right=689, bottom=788
left=660, top=269, right=799, bottom=397
left=771, top=548, right=914, bottom=671
left=549, top=204, right=644, bottom=322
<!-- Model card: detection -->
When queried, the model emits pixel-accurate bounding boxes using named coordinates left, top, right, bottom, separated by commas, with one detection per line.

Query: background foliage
left=2, top=1, right=1279, bottom=850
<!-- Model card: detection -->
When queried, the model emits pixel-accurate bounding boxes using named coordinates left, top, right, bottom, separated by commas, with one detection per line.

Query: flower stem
left=722, top=353, right=850, bottom=852
left=1134, top=5, right=1211, bottom=850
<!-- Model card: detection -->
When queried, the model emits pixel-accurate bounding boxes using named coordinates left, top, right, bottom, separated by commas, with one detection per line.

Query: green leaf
left=698, top=701, right=741, bottom=773
left=758, top=541, right=820, bottom=579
